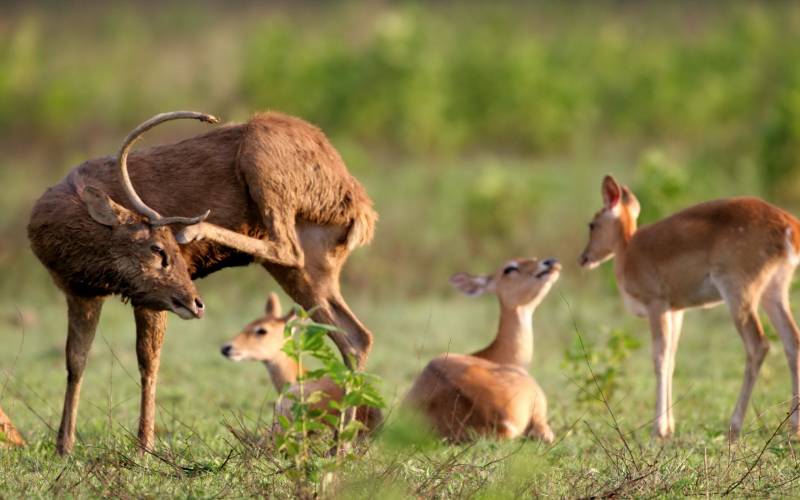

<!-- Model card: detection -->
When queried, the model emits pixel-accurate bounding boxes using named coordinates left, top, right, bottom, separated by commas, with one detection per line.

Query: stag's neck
left=472, top=303, right=535, bottom=367
left=263, top=352, right=302, bottom=393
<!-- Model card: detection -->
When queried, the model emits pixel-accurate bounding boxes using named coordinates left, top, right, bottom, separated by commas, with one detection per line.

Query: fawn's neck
left=263, top=351, right=303, bottom=393
left=472, top=303, right=535, bottom=367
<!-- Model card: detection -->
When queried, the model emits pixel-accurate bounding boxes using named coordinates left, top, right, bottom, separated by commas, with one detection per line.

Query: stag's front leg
left=648, top=307, right=673, bottom=439
left=134, top=307, right=167, bottom=453
left=57, top=294, right=104, bottom=455
left=176, top=221, right=302, bottom=268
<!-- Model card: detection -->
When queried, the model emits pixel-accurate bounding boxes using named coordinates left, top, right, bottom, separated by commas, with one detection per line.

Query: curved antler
left=118, top=111, right=219, bottom=226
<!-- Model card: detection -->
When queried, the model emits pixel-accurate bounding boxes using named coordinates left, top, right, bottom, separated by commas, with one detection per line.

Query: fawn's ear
left=449, top=272, right=494, bottom=297
left=80, top=186, right=131, bottom=227
left=265, top=293, right=282, bottom=317
left=280, top=306, right=298, bottom=323
left=602, top=175, right=621, bottom=209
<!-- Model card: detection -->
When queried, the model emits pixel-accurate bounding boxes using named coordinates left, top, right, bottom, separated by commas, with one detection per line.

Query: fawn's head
left=76, top=112, right=218, bottom=319
left=450, top=257, right=561, bottom=309
left=221, top=293, right=297, bottom=362
left=579, top=175, right=640, bottom=269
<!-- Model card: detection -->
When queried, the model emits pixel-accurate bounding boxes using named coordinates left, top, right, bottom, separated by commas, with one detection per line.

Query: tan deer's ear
left=80, top=186, right=132, bottom=227
left=449, top=272, right=493, bottom=297
left=602, top=175, right=621, bottom=209
left=621, top=185, right=641, bottom=218
left=265, top=293, right=282, bottom=317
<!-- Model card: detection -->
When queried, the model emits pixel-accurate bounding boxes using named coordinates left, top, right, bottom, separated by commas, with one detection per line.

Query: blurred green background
left=5, top=1, right=800, bottom=300
left=4, top=2, right=800, bottom=495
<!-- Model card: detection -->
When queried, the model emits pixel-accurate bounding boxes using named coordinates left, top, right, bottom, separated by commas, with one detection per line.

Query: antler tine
left=117, top=111, right=219, bottom=225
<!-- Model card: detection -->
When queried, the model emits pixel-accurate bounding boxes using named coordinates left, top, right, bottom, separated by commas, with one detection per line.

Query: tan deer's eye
left=255, top=327, right=268, bottom=335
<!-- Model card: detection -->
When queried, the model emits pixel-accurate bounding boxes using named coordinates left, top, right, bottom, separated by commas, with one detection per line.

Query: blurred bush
left=2, top=2, right=799, bottom=160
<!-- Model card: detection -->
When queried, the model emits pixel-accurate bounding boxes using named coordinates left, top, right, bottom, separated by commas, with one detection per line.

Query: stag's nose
left=195, top=297, right=205, bottom=312
left=221, top=344, right=232, bottom=357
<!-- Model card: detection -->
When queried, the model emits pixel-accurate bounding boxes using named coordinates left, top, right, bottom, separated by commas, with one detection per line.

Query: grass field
left=4, top=1, right=800, bottom=497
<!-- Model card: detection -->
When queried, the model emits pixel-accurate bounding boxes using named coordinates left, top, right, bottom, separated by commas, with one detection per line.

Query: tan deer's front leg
left=176, top=222, right=303, bottom=268
left=648, top=307, right=673, bottom=439
left=57, top=295, right=104, bottom=455
left=666, top=310, right=684, bottom=434
left=134, top=307, right=167, bottom=453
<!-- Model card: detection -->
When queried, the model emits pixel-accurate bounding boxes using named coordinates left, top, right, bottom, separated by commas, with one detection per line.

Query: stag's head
left=220, top=293, right=297, bottom=361
left=579, top=175, right=641, bottom=269
left=79, top=111, right=218, bottom=319
left=449, top=257, right=561, bottom=310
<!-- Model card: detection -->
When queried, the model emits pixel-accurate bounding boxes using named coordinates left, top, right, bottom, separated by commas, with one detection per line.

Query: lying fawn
left=580, top=175, right=800, bottom=439
left=405, top=258, right=560, bottom=442
left=221, top=293, right=381, bottom=432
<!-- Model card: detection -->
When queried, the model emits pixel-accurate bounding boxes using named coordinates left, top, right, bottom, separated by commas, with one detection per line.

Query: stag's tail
left=346, top=204, right=378, bottom=251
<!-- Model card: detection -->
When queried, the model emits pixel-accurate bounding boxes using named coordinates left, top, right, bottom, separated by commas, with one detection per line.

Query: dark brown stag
left=28, top=111, right=377, bottom=454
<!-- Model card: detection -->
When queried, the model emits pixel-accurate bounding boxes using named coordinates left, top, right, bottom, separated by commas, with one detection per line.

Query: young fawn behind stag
left=405, top=257, right=560, bottom=442
left=220, top=294, right=381, bottom=433
left=580, top=175, right=800, bottom=439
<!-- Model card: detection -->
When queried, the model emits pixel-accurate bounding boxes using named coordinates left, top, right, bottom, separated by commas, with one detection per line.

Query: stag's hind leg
left=57, top=294, right=104, bottom=455
left=134, top=307, right=167, bottom=453
left=761, top=262, right=800, bottom=436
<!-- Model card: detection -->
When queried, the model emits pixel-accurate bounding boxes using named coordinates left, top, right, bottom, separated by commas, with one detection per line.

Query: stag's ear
left=265, top=293, right=282, bottom=317
left=80, top=186, right=131, bottom=227
left=602, top=175, right=621, bottom=209
left=449, top=272, right=494, bottom=297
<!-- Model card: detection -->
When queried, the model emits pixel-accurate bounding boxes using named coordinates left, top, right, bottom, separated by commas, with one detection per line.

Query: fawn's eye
left=150, top=244, right=169, bottom=269
left=255, top=327, right=268, bottom=335
left=503, top=265, right=519, bottom=275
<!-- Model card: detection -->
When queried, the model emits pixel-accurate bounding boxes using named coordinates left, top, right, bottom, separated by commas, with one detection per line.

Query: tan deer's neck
left=263, top=351, right=303, bottom=393
left=472, top=303, right=535, bottom=367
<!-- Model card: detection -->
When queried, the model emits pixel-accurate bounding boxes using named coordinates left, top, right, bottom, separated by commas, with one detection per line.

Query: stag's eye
left=150, top=244, right=169, bottom=269
left=255, top=327, right=268, bottom=336
left=503, top=265, right=519, bottom=275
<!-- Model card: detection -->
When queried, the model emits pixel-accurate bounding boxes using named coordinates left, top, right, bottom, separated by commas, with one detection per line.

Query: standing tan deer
left=580, top=175, right=800, bottom=439
left=220, top=293, right=382, bottom=433
left=405, top=257, right=560, bottom=442
left=28, top=111, right=377, bottom=454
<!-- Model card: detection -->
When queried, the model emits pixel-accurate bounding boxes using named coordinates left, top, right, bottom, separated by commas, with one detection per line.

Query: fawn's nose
left=220, top=344, right=232, bottom=357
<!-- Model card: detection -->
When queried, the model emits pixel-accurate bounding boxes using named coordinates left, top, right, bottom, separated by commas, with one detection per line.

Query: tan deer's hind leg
left=666, top=310, right=684, bottom=434
left=716, top=278, right=769, bottom=439
left=761, top=263, right=800, bottom=436
left=134, top=307, right=167, bottom=453
left=648, top=306, right=673, bottom=438
left=57, top=294, right=104, bottom=455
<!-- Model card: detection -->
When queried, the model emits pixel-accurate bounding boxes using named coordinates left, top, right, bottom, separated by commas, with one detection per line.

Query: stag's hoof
left=176, top=223, right=207, bottom=244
